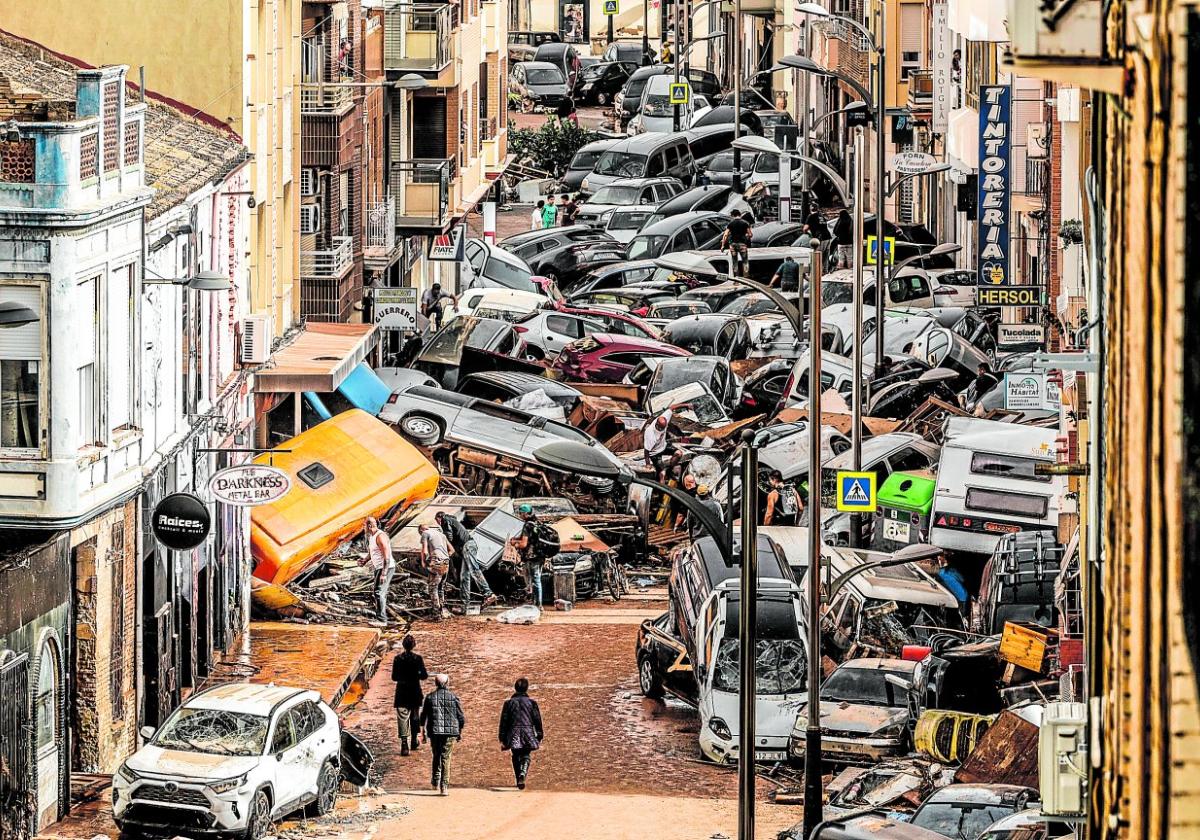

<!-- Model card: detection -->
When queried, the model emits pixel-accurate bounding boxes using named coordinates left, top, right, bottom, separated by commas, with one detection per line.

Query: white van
left=929, top=417, right=1066, bottom=555
left=821, top=268, right=935, bottom=310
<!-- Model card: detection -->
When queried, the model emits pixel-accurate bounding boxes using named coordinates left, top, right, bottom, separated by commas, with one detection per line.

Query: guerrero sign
left=152, top=493, right=212, bottom=551
left=208, top=465, right=292, bottom=507
left=977, top=85, right=1012, bottom=287
left=374, top=287, right=419, bottom=331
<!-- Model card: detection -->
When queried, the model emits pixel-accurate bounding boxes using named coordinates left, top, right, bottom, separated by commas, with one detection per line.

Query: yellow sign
left=865, top=235, right=896, bottom=266
left=976, top=285, right=1044, bottom=307
left=603, top=0, right=619, bottom=14
left=836, top=471, right=878, bottom=513
left=669, top=82, right=690, bottom=105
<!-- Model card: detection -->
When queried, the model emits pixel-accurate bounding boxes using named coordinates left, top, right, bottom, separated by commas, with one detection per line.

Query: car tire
left=312, top=760, right=340, bottom=816
left=638, top=654, right=665, bottom=699
left=399, top=414, right=442, bottom=447
left=243, top=789, right=273, bottom=840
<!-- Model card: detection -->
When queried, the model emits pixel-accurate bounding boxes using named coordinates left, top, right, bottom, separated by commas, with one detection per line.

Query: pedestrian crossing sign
left=603, top=0, right=619, bottom=14
left=865, top=235, right=896, bottom=266
left=836, top=471, right=877, bottom=512
left=669, top=82, right=690, bottom=105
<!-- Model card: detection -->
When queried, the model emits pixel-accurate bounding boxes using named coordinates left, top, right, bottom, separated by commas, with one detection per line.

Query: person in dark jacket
left=498, top=678, right=544, bottom=790
left=391, top=634, right=428, bottom=756
left=420, top=673, right=466, bottom=795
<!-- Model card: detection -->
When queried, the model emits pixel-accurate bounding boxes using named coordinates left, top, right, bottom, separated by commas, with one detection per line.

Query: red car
left=551, top=333, right=691, bottom=383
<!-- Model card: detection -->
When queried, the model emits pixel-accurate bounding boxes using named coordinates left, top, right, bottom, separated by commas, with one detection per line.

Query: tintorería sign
left=976, top=85, right=1012, bottom=288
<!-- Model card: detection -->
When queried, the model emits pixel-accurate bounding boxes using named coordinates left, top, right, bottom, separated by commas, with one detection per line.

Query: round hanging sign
left=208, top=464, right=292, bottom=507
left=152, top=492, right=212, bottom=551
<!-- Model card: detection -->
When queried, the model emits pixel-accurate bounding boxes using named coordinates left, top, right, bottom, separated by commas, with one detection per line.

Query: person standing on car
left=420, top=283, right=456, bottom=331
left=436, top=511, right=497, bottom=610
left=499, top=677, right=544, bottom=790
left=763, top=469, right=803, bottom=526
left=419, top=524, right=453, bottom=620
left=392, top=634, right=428, bottom=756
left=358, top=516, right=394, bottom=624
left=420, top=674, right=465, bottom=796
left=771, top=255, right=802, bottom=293
left=721, top=210, right=752, bottom=277
left=531, top=200, right=545, bottom=230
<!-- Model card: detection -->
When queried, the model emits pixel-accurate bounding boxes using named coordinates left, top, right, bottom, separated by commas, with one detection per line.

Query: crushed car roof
left=188, top=683, right=310, bottom=715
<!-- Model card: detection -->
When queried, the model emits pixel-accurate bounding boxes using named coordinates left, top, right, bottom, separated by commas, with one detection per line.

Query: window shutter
left=900, top=4, right=923, bottom=54
left=108, top=266, right=132, bottom=429
left=0, top=287, right=41, bottom=360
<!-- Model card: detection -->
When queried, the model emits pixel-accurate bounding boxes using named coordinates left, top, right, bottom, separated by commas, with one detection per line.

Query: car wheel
left=597, top=91, right=610, bottom=106
left=244, top=789, right=272, bottom=840
left=312, top=760, right=340, bottom=816
left=638, top=654, right=665, bottom=699
left=399, top=414, right=442, bottom=447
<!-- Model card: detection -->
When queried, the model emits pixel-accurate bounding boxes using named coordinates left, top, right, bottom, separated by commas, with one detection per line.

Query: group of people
left=391, top=634, right=545, bottom=793
left=418, top=510, right=498, bottom=620
left=531, top=193, right=579, bottom=229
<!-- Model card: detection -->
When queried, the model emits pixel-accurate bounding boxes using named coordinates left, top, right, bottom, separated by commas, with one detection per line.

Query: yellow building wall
left=2, top=0, right=300, bottom=336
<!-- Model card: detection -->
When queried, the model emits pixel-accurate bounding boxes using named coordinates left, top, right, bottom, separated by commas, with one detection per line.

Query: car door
left=669, top=226, right=697, bottom=254
left=265, top=706, right=305, bottom=812
left=290, top=701, right=334, bottom=800
left=541, top=313, right=587, bottom=355
left=463, top=240, right=487, bottom=288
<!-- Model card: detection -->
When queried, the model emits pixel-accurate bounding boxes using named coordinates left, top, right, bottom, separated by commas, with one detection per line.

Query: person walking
left=531, top=200, right=545, bottom=230
left=721, top=210, right=752, bottom=277
left=541, top=196, right=558, bottom=228
left=763, top=469, right=803, bottom=526
left=498, top=678, right=544, bottom=790
left=420, top=674, right=465, bottom=795
left=833, top=209, right=854, bottom=268
left=418, top=524, right=452, bottom=620
left=436, top=511, right=497, bottom=610
left=358, top=517, right=394, bottom=624
left=391, top=634, right=428, bottom=756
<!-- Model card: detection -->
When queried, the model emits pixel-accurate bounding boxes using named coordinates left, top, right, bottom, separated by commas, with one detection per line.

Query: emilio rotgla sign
left=977, top=85, right=1012, bottom=287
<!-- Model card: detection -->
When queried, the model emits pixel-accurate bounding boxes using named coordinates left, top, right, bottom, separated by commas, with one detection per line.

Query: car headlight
left=208, top=774, right=248, bottom=794
left=115, top=763, right=138, bottom=785
left=877, top=722, right=907, bottom=739
left=708, top=717, right=732, bottom=741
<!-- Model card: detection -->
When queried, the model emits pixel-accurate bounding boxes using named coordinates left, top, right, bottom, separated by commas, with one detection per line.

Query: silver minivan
left=580, top=133, right=697, bottom=195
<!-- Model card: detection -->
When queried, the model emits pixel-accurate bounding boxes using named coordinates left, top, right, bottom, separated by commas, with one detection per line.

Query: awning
left=948, top=0, right=1008, bottom=41
left=946, top=106, right=979, bottom=173
left=255, top=322, right=379, bottom=394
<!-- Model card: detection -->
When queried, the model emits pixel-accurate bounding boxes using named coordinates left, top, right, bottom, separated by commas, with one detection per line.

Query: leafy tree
left=508, top=118, right=599, bottom=177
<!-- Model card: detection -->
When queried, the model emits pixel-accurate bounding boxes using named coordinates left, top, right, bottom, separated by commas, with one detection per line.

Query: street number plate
left=883, top=519, right=911, bottom=542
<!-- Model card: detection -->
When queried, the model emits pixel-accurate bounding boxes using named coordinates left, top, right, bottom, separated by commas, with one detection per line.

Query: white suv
left=113, top=683, right=345, bottom=839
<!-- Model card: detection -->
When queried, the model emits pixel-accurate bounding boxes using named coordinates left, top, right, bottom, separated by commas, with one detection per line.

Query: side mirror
left=139, top=726, right=155, bottom=740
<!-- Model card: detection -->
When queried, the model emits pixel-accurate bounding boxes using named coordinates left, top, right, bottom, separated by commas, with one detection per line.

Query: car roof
left=520, top=60, right=561, bottom=72
left=187, top=682, right=312, bottom=715
left=923, top=784, right=1039, bottom=806
left=575, top=138, right=622, bottom=155
left=588, top=176, right=672, bottom=190
left=534, top=43, right=569, bottom=55
left=838, top=657, right=919, bottom=673
left=637, top=210, right=724, bottom=235
left=461, top=370, right=581, bottom=397
left=607, top=133, right=686, bottom=153
left=656, top=185, right=733, bottom=213
left=825, top=432, right=936, bottom=470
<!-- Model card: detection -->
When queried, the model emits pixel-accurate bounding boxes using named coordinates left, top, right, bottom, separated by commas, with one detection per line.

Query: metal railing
left=480, top=115, right=498, bottom=141
left=392, top=157, right=456, bottom=227
left=365, top=197, right=397, bottom=253
left=383, top=2, right=456, bottom=72
left=301, top=235, right=354, bottom=278
left=301, top=35, right=354, bottom=113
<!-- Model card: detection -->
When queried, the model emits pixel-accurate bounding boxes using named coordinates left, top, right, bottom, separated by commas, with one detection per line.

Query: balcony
left=364, top=197, right=401, bottom=267
left=479, top=115, right=497, bottom=141
left=392, top=158, right=456, bottom=229
left=907, top=69, right=933, bottom=112
left=301, top=235, right=354, bottom=279
left=383, top=3, right=457, bottom=73
left=302, top=35, right=355, bottom=115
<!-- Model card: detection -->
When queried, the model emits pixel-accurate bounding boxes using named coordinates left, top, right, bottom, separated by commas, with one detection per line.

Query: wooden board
left=999, top=620, right=1059, bottom=674
left=955, top=710, right=1040, bottom=788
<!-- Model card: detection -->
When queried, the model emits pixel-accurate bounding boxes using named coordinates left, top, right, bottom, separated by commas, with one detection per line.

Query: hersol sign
left=977, top=285, right=1043, bottom=307
left=977, top=85, right=1012, bottom=287
left=208, top=465, right=292, bottom=507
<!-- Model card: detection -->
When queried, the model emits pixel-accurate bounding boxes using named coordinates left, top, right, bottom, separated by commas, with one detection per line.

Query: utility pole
left=643, top=0, right=650, bottom=62
left=732, top=0, right=742, bottom=193
left=673, top=13, right=681, bottom=131
left=799, top=20, right=810, bottom=221
left=849, top=127, right=865, bottom=547
left=873, top=2, right=888, bottom=384
left=608, top=8, right=614, bottom=45
left=737, top=430, right=759, bottom=840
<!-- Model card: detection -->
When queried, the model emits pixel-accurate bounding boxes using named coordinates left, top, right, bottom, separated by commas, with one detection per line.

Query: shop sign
left=152, top=493, right=212, bottom=551
left=997, top=323, right=1046, bottom=350
left=890, top=151, right=937, bottom=176
left=374, top=287, right=419, bottom=331
left=1004, top=372, right=1060, bottom=411
left=428, top=226, right=465, bottom=261
left=931, top=1, right=950, bottom=133
left=208, top=465, right=292, bottom=507
left=977, top=285, right=1042, bottom=307
left=977, top=85, right=1012, bottom=287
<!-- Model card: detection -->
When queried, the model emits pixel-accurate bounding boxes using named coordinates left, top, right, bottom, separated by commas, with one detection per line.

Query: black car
left=561, top=139, right=621, bottom=192
left=625, top=211, right=728, bottom=261
left=679, top=282, right=759, bottom=313
left=510, top=30, right=561, bottom=47
left=702, top=150, right=758, bottom=187
left=660, top=313, right=751, bottom=360
left=737, top=358, right=792, bottom=417
left=690, top=105, right=764, bottom=135
left=602, top=40, right=656, bottom=67
left=534, top=43, right=583, bottom=92
left=637, top=184, right=739, bottom=229
left=751, top=221, right=804, bottom=247
left=685, top=125, right=744, bottom=169
left=498, top=226, right=614, bottom=263
left=575, top=60, right=637, bottom=105
left=527, top=239, right=630, bottom=288
left=510, top=61, right=570, bottom=110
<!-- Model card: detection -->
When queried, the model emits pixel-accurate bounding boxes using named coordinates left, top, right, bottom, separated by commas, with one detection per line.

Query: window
left=292, top=701, right=326, bottom=742
left=298, top=462, right=335, bottom=489
left=270, top=712, right=298, bottom=754
left=78, top=364, right=97, bottom=446
left=546, top=315, right=582, bottom=339
left=0, top=286, right=42, bottom=450
left=965, top=487, right=1048, bottom=518
left=110, top=535, right=126, bottom=720
left=109, top=264, right=134, bottom=431
left=970, top=453, right=1051, bottom=483
left=899, top=3, right=924, bottom=80
left=77, top=276, right=100, bottom=447
left=35, top=646, right=55, bottom=750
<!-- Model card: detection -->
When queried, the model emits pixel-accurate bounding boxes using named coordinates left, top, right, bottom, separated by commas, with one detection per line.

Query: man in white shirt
left=643, top=409, right=673, bottom=481
left=531, top=200, right=545, bottom=230
left=359, top=516, right=395, bottom=623
left=419, top=524, right=453, bottom=619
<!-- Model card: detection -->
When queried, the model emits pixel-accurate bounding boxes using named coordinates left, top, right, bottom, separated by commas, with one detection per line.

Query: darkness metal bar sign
left=976, top=85, right=1012, bottom=287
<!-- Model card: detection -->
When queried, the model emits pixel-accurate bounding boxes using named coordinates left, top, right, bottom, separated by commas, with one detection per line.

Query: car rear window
left=965, top=488, right=1049, bottom=518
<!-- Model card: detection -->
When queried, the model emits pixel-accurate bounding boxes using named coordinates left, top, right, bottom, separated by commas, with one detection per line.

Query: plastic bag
left=496, top=605, right=541, bottom=625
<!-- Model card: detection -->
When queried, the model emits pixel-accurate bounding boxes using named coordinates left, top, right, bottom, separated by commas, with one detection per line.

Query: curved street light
left=0, top=300, right=39, bottom=328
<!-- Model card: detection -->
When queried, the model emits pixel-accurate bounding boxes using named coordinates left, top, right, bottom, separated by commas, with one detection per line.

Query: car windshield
left=595, top=151, right=648, bottom=177
left=590, top=185, right=642, bottom=205
left=627, top=235, right=665, bottom=260
left=754, top=153, right=781, bottom=173
left=914, top=804, right=1019, bottom=840
left=484, top=257, right=537, bottom=292
left=821, top=282, right=854, bottom=307
left=820, top=666, right=908, bottom=706
left=643, top=94, right=671, bottom=116
left=571, top=150, right=604, bottom=170
left=609, top=211, right=653, bottom=231
left=707, top=154, right=737, bottom=172
left=527, top=67, right=565, bottom=85
left=713, top=638, right=807, bottom=695
left=155, top=707, right=270, bottom=757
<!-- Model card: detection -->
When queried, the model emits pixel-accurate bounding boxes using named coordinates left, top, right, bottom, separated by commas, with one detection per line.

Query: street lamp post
left=738, top=430, right=760, bottom=840
left=849, top=126, right=865, bottom=548
left=643, top=0, right=650, bottom=60
left=803, top=240, right=825, bottom=840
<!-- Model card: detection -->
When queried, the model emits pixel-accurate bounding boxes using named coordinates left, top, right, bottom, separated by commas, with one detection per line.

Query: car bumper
left=113, top=783, right=248, bottom=834
left=700, top=731, right=790, bottom=765
left=788, top=733, right=907, bottom=764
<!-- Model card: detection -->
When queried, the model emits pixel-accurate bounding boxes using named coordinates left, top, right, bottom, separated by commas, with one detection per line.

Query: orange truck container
left=251, top=409, right=439, bottom=585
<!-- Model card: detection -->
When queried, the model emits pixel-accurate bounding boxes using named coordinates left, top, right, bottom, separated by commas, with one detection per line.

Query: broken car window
left=155, top=708, right=270, bottom=757
left=712, top=639, right=807, bottom=696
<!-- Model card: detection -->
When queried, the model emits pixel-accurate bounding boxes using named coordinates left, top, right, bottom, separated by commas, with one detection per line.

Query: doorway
left=33, top=638, right=61, bottom=831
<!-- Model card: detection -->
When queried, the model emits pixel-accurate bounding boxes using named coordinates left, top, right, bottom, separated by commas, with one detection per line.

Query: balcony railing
left=907, top=69, right=933, bottom=111
left=392, top=158, right=456, bottom=228
left=365, top=197, right=397, bottom=255
left=302, top=34, right=355, bottom=114
left=301, top=83, right=353, bottom=114
left=383, top=2, right=456, bottom=72
left=479, top=115, right=498, bottom=141
left=301, top=235, right=354, bottom=278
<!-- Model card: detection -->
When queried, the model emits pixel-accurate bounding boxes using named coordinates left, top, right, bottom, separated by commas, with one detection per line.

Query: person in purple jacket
left=498, top=677, right=544, bottom=790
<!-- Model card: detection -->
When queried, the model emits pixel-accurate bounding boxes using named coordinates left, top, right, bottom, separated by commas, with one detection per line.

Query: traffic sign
left=865, top=235, right=895, bottom=266
left=836, top=471, right=877, bottom=513
left=669, top=81, right=690, bottom=105
left=603, top=0, right=619, bottom=14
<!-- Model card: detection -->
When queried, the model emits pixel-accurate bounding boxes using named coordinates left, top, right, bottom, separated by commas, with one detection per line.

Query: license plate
left=883, top=519, right=911, bottom=542
left=754, top=750, right=787, bottom=762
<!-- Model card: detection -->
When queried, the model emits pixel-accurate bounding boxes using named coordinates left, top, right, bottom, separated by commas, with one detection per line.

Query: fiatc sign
left=428, top=226, right=465, bottom=261
left=976, top=85, right=1012, bottom=291
left=208, top=465, right=292, bottom=507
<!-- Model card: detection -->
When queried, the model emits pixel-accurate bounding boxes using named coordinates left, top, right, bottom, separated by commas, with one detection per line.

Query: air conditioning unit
left=1039, top=701, right=1088, bottom=818
left=1007, top=0, right=1103, bottom=61
left=240, top=314, right=272, bottom=365
left=300, top=168, right=318, bottom=197
left=300, top=204, right=322, bottom=234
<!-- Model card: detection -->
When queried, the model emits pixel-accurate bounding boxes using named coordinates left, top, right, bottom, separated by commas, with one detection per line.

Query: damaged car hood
left=819, top=700, right=908, bottom=735
left=126, top=745, right=261, bottom=781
